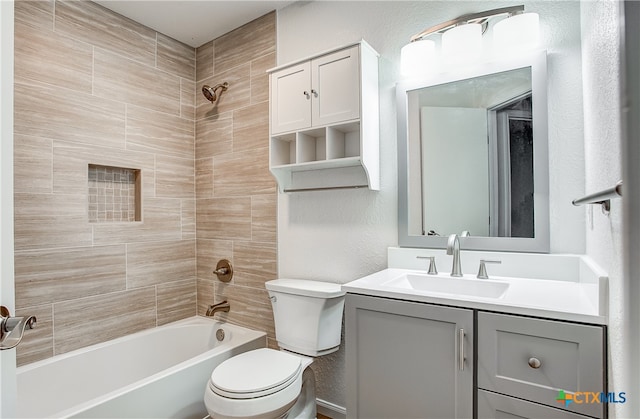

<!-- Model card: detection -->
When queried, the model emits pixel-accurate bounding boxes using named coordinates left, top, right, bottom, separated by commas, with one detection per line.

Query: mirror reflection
left=398, top=51, right=549, bottom=252
left=407, top=67, right=534, bottom=239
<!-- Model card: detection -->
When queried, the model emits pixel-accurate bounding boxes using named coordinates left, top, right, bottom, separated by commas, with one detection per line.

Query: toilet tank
left=265, top=279, right=345, bottom=357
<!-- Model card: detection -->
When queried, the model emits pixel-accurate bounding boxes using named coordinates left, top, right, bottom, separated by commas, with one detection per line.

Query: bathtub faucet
left=206, top=300, right=230, bottom=317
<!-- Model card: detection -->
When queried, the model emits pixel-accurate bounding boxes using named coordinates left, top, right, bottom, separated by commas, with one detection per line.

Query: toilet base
left=285, top=366, right=316, bottom=418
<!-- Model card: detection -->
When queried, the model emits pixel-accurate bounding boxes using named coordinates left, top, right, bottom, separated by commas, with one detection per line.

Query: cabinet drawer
left=477, top=312, right=605, bottom=418
left=478, top=390, right=595, bottom=419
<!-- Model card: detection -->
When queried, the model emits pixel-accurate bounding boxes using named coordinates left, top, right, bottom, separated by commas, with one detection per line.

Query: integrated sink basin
left=383, top=273, right=509, bottom=299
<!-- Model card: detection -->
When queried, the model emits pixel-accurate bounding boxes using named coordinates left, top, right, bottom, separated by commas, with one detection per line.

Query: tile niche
left=88, top=164, right=141, bottom=223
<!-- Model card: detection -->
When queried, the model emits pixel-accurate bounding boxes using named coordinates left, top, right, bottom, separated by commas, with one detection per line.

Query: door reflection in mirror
left=410, top=67, right=534, bottom=238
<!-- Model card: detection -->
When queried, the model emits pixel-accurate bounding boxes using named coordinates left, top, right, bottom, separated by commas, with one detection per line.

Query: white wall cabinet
left=268, top=41, right=379, bottom=192
left=345, top=294, right=474, bottom=418
left=345, top=294, right=606, bottom=419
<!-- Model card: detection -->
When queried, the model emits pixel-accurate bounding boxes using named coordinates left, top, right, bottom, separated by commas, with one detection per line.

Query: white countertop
left=342, top=249, right=608, bottom=325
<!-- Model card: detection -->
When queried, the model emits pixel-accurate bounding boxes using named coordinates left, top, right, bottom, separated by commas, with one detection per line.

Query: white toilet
left=204, top=279, right=346, bottom=419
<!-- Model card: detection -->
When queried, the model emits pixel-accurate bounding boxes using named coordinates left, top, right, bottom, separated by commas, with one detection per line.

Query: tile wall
left=14, top=0, right=278, bottom=366
left=194, top=12, right=278, bottom=347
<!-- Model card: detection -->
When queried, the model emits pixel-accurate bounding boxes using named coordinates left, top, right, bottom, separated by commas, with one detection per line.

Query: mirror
left=397, top=51, right=549, bottom=252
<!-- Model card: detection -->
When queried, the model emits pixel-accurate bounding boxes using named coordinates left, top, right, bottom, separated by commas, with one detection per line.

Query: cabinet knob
left=528, top=357, right=542, bottom=369
left=311, top=89, right=318, bottom=97
left=303, top=91, right=310, bottom=98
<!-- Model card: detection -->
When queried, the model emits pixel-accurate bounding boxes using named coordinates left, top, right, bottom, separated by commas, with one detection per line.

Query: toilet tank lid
left=266, top=279, right=345, bottom=298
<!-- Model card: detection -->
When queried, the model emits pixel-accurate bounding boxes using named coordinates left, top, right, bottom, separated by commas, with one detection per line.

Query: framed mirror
left=397, top=51, right=549, bottom=252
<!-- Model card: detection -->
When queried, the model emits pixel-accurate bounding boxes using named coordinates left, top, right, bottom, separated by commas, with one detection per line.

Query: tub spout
left=206, top=300, right=230, bottom=317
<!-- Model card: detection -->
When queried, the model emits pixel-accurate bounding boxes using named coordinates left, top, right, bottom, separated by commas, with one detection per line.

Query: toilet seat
left=210, top=348, right=302, bottom=399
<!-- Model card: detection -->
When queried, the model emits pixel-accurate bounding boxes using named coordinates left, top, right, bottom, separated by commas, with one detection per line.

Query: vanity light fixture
left=400, top=5, right=539, bottom=76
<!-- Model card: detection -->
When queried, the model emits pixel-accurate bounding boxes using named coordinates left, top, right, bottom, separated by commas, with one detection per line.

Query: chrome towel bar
left=572, top=180, right=622, bottom=214
left=283, top=184, right=369, bottom=193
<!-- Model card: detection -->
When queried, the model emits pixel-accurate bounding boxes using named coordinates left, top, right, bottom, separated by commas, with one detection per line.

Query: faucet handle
left=416, top=256, right=438, bottom=275
left=477, top=259, right=502, bottom=279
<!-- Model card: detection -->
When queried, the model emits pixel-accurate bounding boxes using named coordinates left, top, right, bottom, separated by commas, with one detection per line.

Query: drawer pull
left=528, top=357, right=542, bottom=369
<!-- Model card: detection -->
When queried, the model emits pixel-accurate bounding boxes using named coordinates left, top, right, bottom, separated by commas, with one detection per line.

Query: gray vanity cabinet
left=477, top=312, right=605, bottom=419
left=478, top=390, right=596, bottom=419
left=345, top=294, right=474, bottom=418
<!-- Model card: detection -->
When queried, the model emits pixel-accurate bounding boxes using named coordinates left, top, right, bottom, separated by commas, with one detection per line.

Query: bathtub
left=16, top=316, right=266, bottom=418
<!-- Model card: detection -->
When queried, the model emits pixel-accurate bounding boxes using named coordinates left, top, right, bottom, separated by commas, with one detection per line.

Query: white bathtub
left=16, top=316, right=266, bottom=418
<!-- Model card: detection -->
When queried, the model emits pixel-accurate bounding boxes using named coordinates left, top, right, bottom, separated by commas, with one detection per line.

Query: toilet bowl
left=204, top=279, right=345, bottom=419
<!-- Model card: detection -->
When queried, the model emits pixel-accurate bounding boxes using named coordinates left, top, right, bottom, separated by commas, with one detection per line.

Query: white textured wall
left=276, top=1, right=585, bottom=409
left=580, top=1, right=628, bottom=418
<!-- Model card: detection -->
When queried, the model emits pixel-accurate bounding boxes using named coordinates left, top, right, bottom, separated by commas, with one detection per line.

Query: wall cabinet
left=268, top=41, right=379, bottom=192
left=345, top=294, right=474, bottom=418
left=345, top=294, right=606, bottom=419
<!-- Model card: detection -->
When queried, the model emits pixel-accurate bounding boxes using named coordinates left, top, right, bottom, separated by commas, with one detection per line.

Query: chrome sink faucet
left=446, top=234, right=463, bottom=277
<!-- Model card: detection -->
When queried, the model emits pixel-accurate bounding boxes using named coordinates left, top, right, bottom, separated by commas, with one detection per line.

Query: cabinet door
left=477, top=312, right=605, bottom=418
left=478, top=390, right=595, bottom=419
left=345, top=294, right=473, bottom=419
left=311, top=45, right=360, bottom=127
left=270, top=61, right=311, bottom=134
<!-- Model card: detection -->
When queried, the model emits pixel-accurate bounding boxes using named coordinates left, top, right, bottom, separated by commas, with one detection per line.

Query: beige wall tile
left=53, top=287, right=157, bottom=354
left=126, top=106, right=194, bottom=158
left=181, top=79, right=196, bottom=120
left=250, top=53, right=275, bottom=104
left=14, top=193, right=92, bottom=251
left=214, top=282, right=275, bottom=340
left=16, top=304, right=53, bottom=366
left=182, top=199, right=196, bottom=240
left=127, top=240, right=196, bottom=289
left=197, top=277, right=215, bottom=316
left=93, top=198, right=182, bottom=245
left=251, top=194, right=277, bottom=243
left=14, top=192, right=85, bottom=218
left=156, top=33, right=195, bottom=80
left=196, top=111, right=233, bottom=158
left=233, top=102, right=269, bottom=153
left=52, top=140, right=155, bottom=197
left=15, top=22, right=93, bottom=93
left=214, top=12, right=276, bottom=75
left=14, top=134, right=52, bottom=194
left=15, top=83, right=126, bottom=149
left=157, top=279, right=197, bottom=325
left=14, top=215, right=93, bottom=251
left=196, top=238, right=233, bottom=279
left=156, top=155, right=195, bottom=198
left=196, top=197, right=252, bottom=240
left=195, top=157, right=214, bottom=199
left=196, top=41, right=214, bottom=82
left=55, top=0, right=156, bottom=66
left=196, top=64, right=251, bottom=120
left=233, top=241, right=277, bottom=288
left=213, top=148, right=275, bottom=197
left=15, top=245, right=126, bottom=307
left=94, top=49, right=181, bottom=116
left=15, top=0, right=54, bottom=31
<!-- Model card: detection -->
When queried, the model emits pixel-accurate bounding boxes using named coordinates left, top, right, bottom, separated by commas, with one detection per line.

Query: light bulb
left=441, top=23, right=483, bottom=64
left=400, top=39, right=436, bottom=77
left=493, top=13, right=540, bottom=52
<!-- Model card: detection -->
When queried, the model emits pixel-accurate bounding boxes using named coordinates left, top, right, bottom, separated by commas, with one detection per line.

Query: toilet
left=204, top=279, right=346, bottom=419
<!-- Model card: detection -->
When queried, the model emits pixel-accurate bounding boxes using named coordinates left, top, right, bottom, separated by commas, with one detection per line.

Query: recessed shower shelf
left=88, top=164, right=141, bottom=223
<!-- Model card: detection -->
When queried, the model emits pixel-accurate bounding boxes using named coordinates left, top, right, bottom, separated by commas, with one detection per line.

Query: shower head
left=202, top=82, right=229, bottom=103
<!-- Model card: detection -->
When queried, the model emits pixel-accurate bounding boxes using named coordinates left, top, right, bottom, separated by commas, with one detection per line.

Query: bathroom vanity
left=343, top=249, right=608, bottom=419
